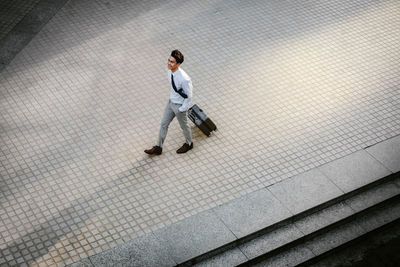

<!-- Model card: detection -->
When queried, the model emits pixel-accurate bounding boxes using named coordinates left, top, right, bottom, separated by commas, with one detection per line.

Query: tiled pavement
left=0, top=0, right=70, bottom=72
left=0, top=0, right=399, bottom=266
left=0, top=0, right=41, bottom=41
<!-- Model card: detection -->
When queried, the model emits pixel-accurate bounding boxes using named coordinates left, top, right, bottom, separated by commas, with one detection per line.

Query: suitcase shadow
left=191, top=125, right=213, bottom=139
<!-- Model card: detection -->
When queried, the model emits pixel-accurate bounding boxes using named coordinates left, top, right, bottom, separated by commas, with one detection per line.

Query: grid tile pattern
left=0, top=0, right=41, bottom=41
left=1, top=0, right=400, bottom=265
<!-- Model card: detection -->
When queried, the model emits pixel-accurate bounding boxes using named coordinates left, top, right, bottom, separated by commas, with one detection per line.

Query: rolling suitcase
left=188, top=104, right=217, bottom=137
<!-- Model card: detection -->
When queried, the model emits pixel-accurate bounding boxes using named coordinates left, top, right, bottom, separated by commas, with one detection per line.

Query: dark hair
left=171, top=50, right=184, bottom=64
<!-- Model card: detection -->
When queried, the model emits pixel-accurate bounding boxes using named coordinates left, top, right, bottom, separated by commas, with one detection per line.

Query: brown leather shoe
left=176, top=143, right=193, bottom=154
left=144, top=146, right=162, bottom=155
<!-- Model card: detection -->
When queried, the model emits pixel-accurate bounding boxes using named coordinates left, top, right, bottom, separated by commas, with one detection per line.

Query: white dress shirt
left=168, top=68, right=193, bottom=112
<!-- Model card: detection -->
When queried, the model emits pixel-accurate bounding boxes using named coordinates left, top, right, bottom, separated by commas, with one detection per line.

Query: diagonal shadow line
left=0, top=0, right=71, bottom=72
left=0, top=154, right=162, bottom=266
left=0, top=0, right=169, bottom=74
left=0, top=0, right=396, bottom=265
left=0, top=0, right=391, bottom=80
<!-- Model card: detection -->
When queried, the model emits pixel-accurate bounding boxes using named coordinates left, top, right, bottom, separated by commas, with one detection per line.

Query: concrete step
left=306, top=218, right=400, bottom=266
left=184, top=172, right=400, bottom=266
left=81, top=144, right=400, bottom=267
left=247, top=195, right=400, bottom=266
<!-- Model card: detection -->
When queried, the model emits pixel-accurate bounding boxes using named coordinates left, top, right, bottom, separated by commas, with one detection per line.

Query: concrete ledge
left=240, top=195, right=400, bottom=266
left=345, top=179, right=400, bottom=213
left=304, top=220, right=367, bottom=255
left=318, top=150, right=391, bottom=193
left=251, top=245, right=315, bottom=267
left=212, top=188, right=291, bottom=238
left=366, top=134, right=400, bottom=173
left=268, top=168, right=343, bottom=214
left=355, top=200, right=400, bottom=232
left=152, top=209, right=236, bottom=264
left=294, top=201, right=355, bottom=235
left=193, top=248, right=247, bottom=267
left=89, top=232, right=176, bottom=267
left=72, top=136, right=400, bottom=266
left=238, top=223, right=303, bottom=260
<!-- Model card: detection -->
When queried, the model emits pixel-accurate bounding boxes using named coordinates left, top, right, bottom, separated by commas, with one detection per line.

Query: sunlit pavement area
left=1, top=0, right=400, bottom=266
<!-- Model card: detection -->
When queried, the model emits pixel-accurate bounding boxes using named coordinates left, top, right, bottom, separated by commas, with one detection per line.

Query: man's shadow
left=0, top=155, right=162, bottom=266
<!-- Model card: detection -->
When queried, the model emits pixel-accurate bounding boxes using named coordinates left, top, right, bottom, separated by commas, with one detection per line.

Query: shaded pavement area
left=0, top=0, right=399, bottom=265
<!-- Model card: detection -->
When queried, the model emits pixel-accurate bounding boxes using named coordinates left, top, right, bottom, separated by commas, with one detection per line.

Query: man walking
left=145, top=50, right=193, bottom=155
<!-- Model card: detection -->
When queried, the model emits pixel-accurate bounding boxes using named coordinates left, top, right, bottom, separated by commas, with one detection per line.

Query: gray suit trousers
left=157, top=100, right=192, bottom=147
